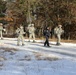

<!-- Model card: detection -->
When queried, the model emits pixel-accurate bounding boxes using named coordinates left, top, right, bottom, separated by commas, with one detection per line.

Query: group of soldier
left=15, top=23, right=36, bottom=46
left=0, top=22, right=64, bottom=47
left=43, top=25, right=64, bottom=47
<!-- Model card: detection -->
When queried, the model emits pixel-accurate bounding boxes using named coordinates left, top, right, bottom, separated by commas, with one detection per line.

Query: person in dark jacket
left=43, top=27, right=51, bottom=47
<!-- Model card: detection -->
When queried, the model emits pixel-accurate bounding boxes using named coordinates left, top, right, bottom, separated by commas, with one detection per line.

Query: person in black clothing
left=43, top=27, right=51, bottom=47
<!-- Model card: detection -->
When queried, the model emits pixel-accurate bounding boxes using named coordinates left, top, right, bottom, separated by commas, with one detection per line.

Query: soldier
left=54, top=25, right=64, bottom=45
left=28, top=23, right=36, bottom=42
left=16, top=25, right=25, bottom=46
left=43, top=27, right=51, bottom=47
left=0, top=23, right=3, bottom=40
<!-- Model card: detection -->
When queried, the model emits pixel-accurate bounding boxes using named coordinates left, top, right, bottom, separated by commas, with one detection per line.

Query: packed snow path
left=0, top=38, right=76, bottom=60
left=0, top=38, right=76, bottom=75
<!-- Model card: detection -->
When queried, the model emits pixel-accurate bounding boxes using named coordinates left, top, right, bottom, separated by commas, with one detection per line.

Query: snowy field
left=0, top=38, right=76, bottom=75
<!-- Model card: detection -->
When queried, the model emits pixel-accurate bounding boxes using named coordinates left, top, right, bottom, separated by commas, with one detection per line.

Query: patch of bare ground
left=34, top=37, right=76, bottom=43
left=50, top=39, right=76, bottom=43
left=0, top=57, right=6, bottom=70
left=0, top=47, right=17, bottom=55
left=33, top=52, right=59, bottom=61
left=0, top=63, right=3, bottom=66
left=19, top=55, right=31, bottom=61
left=0, top=57, right=6, bottom=61
left=0, top=62, right=3, bottom=70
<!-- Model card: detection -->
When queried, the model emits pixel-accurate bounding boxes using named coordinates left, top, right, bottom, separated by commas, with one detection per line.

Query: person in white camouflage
left=16, top=25, right=25, bottom=46
left=54, top=25, right=64, bottom=45
left=0, top=23, right=3, bottom=40
left=28, top=23, right=36, bottom=42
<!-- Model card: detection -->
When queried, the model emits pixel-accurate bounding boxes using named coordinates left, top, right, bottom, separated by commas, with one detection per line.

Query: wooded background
left=0, top=0, right=76, bottom=40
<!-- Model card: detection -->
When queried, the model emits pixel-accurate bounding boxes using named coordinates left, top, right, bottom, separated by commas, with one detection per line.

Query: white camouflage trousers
left=0, top=31, right=3, bottom=39
left=17, top=35, right=24, bottom=45
left=57, top=34, right=61, bottom=44
left=29, top=33, right=35, bottom=41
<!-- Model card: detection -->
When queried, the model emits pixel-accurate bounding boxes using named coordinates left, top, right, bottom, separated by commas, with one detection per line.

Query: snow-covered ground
left=0, top=38, right=76, bottom=75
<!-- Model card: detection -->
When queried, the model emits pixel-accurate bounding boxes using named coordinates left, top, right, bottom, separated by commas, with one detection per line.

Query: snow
left=0, top=38, right=76, bottom=75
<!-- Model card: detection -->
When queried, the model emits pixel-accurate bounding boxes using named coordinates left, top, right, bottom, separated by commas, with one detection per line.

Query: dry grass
left=0, top=63, right=3, bottom=70
left=0, top=47, right=18, bottom=57
left=50, top=39, right=76, bottom=43
left=0, top=47, right=17, bottom=53
left=25, top=37, right=76, bottom=43
left=33, top=52, right=59, bottom=61
left=19, top=55, right=31, bottom=61
left=25, top=55, right=31, bottom=61
left=0, top=57, right=6, bottom=61
left=0, top=48, right=18, bottom=61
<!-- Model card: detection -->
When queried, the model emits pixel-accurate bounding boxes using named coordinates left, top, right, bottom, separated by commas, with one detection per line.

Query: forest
left=0, top=0, right=76, bottom=40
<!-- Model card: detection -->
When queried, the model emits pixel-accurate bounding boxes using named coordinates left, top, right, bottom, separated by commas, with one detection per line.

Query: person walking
left=28, top=23, right=36, bottom=42
left=0, top=23, right=3, bottom=40
left=43, top=27, right=51, bottom=47
left=16, top=25, right=25, bottom=46
left=54, top=25, right=64, bottom=45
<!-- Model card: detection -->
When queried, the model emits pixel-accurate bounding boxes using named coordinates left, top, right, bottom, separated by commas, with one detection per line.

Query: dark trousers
left=44, top=36, right=49, bottom=46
